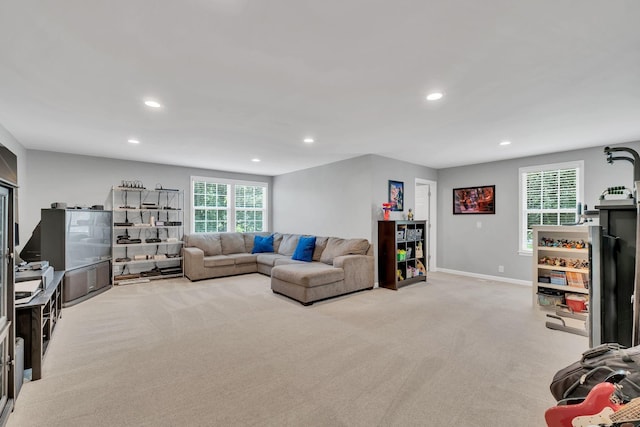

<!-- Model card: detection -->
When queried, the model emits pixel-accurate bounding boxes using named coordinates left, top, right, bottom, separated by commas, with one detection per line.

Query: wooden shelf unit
left=532, top=225, right=591, bottom=307
left=378, top=220, right=427, bottom=290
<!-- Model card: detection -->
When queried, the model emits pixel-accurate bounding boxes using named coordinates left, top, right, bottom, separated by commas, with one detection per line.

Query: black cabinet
left=378, top=220, right=427, bottom=290
left=597, top=204, right=636, bottom=347
left=15, top=271, right=63, bottom=381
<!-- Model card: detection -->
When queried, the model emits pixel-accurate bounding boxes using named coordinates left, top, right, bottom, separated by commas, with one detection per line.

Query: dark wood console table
left=15, top=271, right=64, bottom=381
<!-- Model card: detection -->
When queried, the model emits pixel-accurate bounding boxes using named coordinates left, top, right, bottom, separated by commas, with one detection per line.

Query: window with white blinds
left=519, top=161, right=584, bottom=252
left=191, top=177, right=268, bottom=233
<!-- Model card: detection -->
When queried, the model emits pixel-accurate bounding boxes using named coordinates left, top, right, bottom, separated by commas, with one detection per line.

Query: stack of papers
left=15, top=279, right=42, bottom=305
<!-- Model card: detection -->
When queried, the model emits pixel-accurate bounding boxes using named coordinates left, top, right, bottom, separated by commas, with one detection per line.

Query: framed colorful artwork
left=388, top=180, right=404, bottom=211
left=453, top=185, right=495, bottom=214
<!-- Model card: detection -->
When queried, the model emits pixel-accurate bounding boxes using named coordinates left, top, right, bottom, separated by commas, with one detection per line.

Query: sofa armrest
left=183, top=247, right=205, bottom=280
left=333, top=255, right=374, bottom=290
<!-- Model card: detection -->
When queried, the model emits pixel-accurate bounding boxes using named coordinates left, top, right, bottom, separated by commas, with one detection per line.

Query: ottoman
left=270, top=263, right=345, bottom=306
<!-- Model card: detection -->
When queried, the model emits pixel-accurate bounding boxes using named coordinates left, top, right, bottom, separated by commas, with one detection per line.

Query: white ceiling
left=1, top=1, right=639, bottom=176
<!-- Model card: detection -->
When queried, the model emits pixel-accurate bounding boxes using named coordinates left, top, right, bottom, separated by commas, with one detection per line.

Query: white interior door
left=414, top=179, right=436, bottom=271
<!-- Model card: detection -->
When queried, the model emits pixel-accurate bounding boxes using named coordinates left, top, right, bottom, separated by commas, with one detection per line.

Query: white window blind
left=519, top=161, right=583, bottom=252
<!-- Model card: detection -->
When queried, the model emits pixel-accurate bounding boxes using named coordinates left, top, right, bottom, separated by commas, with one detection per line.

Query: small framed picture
left=453, top=185, right=495, bottom=214
left=388, top=180, right=404, bottom=211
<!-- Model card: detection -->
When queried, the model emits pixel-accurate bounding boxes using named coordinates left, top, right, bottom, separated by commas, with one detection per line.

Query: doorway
left=414, top=179, right=436, bottom=271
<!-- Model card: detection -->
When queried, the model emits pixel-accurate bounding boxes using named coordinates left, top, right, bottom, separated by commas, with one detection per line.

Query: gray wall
left=273, top=155, right=374, bottom=239
left=437, top=141, right=640, bottom=281
left=273, top=154, right=437, bottom=241
left=23, top=150, right=273, bottom=250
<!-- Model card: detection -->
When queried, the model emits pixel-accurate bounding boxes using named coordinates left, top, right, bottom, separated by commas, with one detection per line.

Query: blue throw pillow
left=252, top=235, right=274, bottom=253
left=292, top=236, right=316, bottom=262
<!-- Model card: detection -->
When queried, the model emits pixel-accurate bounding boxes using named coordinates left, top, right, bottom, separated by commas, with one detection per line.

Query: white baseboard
left=434, top=268, right=531, bottom=287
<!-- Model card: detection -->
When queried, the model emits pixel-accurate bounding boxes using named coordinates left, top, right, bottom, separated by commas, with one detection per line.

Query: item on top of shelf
left=119, top=180, right=145, bottom=189
left=566, top=293, right=588, bottom=313
left=382, top=202, right=394, bottom=220
left=407, top=208, right=414, bottom=221
left=90, top=205, right=104, bottom=210
left=141, top=268, right=162, bottom=277
left=50, top=202, right=67, bottom=209
left=415, top=242, right=424, bottom=258
left=153, top=254, right=167, bottom=260
left=154, top=184, right=180, bottom=192
left=537, top=288, right=564, bottom=307
left=145, top=238, right=161, bottom=243
left=114, top=273, right=140, bottom=281
left=550, top=270, right=567, bottom=286
left=160, top=266, right=182, bottom=275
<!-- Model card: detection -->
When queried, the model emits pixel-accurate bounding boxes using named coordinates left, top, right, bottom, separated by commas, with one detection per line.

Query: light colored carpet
left=8, top=272, right=587, bottom=426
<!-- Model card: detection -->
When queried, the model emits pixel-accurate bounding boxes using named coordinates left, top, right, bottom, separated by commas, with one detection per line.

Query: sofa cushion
left=320, top=237, right=370, bottom=265
left=272, top=233, right=284, bottom=253
left=227, top=253, right=258, bottom=265
left=292, top=236, right=316, bottom=262
left=185, top=233, right=222, bottom=256
left=244, top=232, right=269, bottom=253
left=312, top=236, right=329, bottom=261
left=203, top=255, right=235, bottom=268
left=278, top=234, right=300, bottom=256
left=252, top=235, right=274, bottom=253
left=271, top=264, right=344, bottom=288
left=221, top=233, right=246, bottom=254
left=256, top=253, right=289, bottom=267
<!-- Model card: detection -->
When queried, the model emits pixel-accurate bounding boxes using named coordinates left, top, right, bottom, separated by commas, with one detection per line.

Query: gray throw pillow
left=312, top=236, right=329, bottom=261
left=320, top=237, right=370, bottom=264
left=186, top=233, right=222, bottom=256
left=278, top=234, right=300, bottom=256
left=221, top=233, right=246, bottom=254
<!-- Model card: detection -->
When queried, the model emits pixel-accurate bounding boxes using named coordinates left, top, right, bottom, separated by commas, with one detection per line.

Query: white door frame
left=415, top=178, right=437, bottom=271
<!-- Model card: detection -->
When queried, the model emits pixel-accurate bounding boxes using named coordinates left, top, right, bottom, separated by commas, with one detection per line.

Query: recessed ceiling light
left=251, top=158, right=261, bottom=162
left=426, top=92, right=444, bottom=101
left=128, top=139, right=140, bottom=144
left=499, top=140, right=512, bottom=146
left=303, top=137, right=314, bottom=144
left=144, top=100, right=162, bottom=108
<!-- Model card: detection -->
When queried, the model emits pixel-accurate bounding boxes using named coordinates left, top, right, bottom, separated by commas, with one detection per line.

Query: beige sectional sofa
left=183, top=232, right=374, bottom=305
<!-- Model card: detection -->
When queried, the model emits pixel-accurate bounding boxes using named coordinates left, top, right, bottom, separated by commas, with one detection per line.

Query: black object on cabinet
left=597, top=204, right=636, bottom=347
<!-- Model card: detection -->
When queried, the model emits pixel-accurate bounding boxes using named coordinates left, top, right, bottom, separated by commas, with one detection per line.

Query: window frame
left=518, top=160, right=584, bottom=255
left=191, top=176, right=269, bottom=233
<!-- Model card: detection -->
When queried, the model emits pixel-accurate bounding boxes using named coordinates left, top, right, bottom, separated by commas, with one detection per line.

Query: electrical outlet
left=498, top=265, right=504, bottom=273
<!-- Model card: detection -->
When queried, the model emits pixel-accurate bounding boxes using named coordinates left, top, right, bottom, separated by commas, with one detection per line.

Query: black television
left=19, top=221, right=41, bottom=262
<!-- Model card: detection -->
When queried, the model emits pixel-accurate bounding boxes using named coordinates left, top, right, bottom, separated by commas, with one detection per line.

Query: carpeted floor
left=8, top=272, right=587, bottom=426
